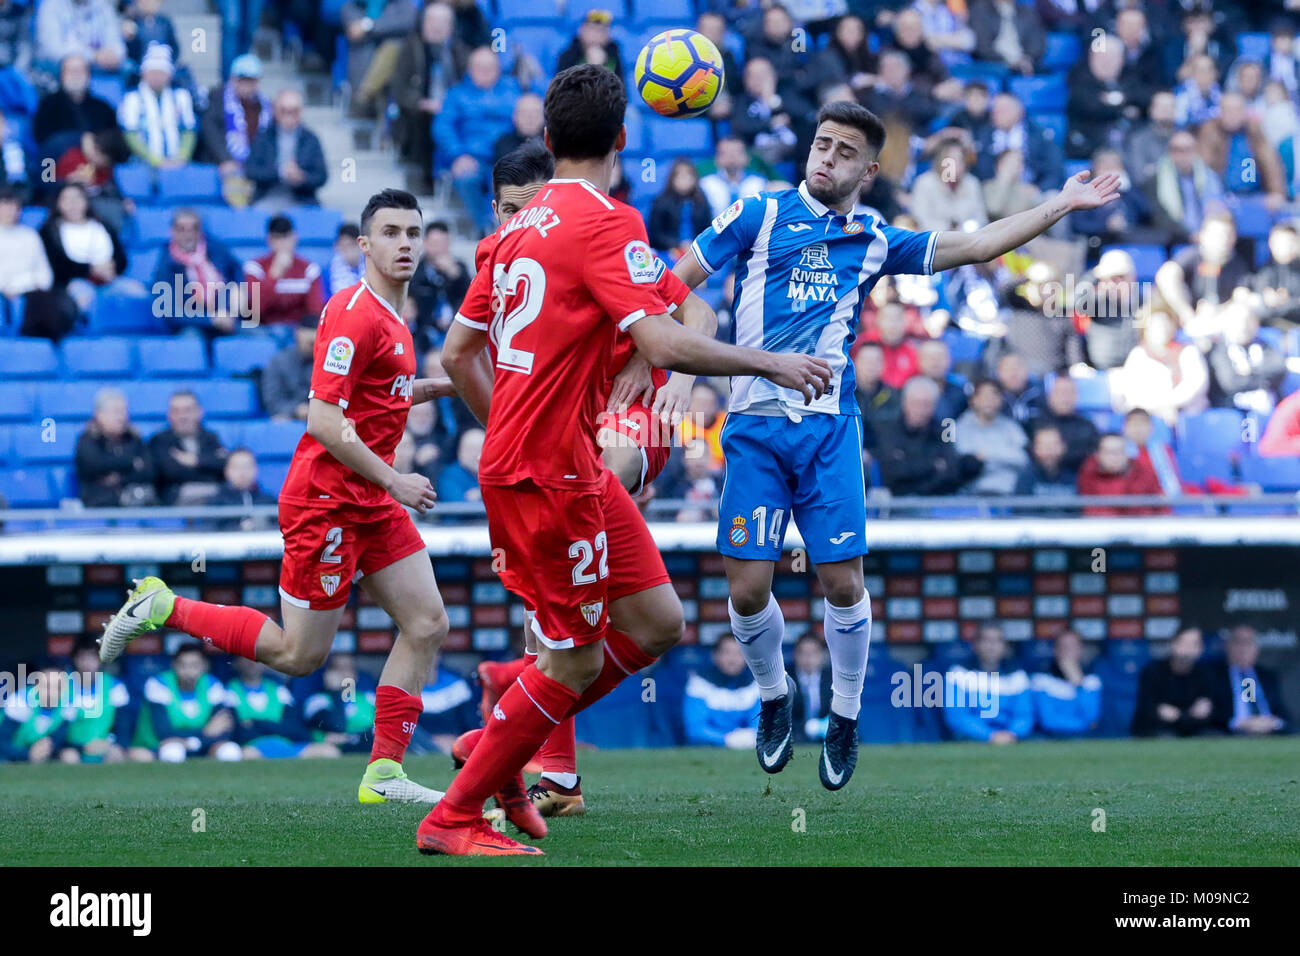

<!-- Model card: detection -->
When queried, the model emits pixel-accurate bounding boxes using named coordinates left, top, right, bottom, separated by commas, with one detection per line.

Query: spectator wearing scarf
left=118, top=43, right=195, bottom=167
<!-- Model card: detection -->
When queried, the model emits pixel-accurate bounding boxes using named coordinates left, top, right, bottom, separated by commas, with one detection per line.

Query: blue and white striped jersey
left=691, top=181, right=938, bottom=416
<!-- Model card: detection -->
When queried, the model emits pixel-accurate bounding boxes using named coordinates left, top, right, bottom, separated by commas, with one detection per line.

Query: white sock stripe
left=513, top=676, right=562, bottom=724
left=603, top=640, right=635, bottom=676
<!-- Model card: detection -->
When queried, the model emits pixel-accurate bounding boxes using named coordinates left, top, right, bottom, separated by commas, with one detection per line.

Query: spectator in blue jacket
left=436, top=427, right=483, bottom=503
left=434, top=47, right=521, bottom=236
left=944, top=623, right=1034, bottom=743
left=1031, top=629, right=1102, bottom=737
left=413, top=663, right=480, bottom=755
left=683, top=634, right=762, bottom=749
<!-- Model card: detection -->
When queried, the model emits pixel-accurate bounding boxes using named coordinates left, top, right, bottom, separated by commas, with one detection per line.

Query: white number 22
left=490, top=257, right=546, bottom=375
left=569, top=532, right=609, bottom=586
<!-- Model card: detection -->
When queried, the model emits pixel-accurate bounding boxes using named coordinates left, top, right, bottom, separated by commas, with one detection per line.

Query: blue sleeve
left=1079, top=677, right=1103, bottom=731
left=433, top=91, right=462, bottom=170
left=683, top=692, right=728, bottom=747
left=689, top=194, right=767, bottom=276
left=1006, top=688, right=1036, bottom=739
left=943, top=700, right=993, bottom=741
left=879, top=224, right=938, bottom=277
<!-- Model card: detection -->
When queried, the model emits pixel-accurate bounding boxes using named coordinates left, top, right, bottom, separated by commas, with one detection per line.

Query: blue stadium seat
left=1041, top=31, right=1081, bottom=70
left=0, top=338, right=57, bottom=378
left=207, top=420, right=242, bottom=449
left=89, top=74, right=124, bottom=108
left=119, top=381, right=191, bottom=418
left=205, top=207, right=271, bottom=245
left=1101, top=243, right=1165, bottom=283
left=20, top=206, right=47, bottom=230
left=239, top=419, right=307, bottom=459
left=232, top=245, right=265, bottom=267
left=213, top=334, right=282, bottom=376
left=496, top=0, right=564, bottom=24
left=123, top=246, right=162, bottom=286
left=623, top=105, right=646, bottom=153
left=1236, top=32, right=1270, bottom=61
left=944, top=331, right=985, bottom=366
left=504, top=25, right=559, bottom=74
left=12, top=423, right=78, bottom=464
left=646, top=116, right=713, bottom=156
left=35, top=380, right=101, bottom=419
left=60, top=336, right=135, bottom=378
left=0, top=383, right=34, bottom=423
left=157, top=164, right=223, bottom=203
left=0, top=468, right=55, bottom=507
left=1070, top=371, right=1111, bottom=410
left=135, top=335, right=208, bottom=378
left=131, top=206, right=175, bottom=245
left=284, top=206, right=343, bottom=245
left=115, top=162, right=155, bottom=202
left=1030, top=111, right=1066, bottom=145
left=1179, top=408, right=1245, bottom=455
left=299, top=245, right=333, bottom=271
left=191, top=380, right=259, bottom=418
left=1008, top=73, right=1067, bottom=111
left=629, top=0, right=694, bottom=24
left=86, top=292, right=167, bottom=335
left=258, top=459, right=291, bottom=495
left=1239, top=454, right=1300, bottom=491
left=0, top=427, right=10, bottom=465
left=946, top=60, right=1008, bottom=89
left=1064, top=159, right=1090, bottom=180
left=1231, top=197, right=1273, bottom=239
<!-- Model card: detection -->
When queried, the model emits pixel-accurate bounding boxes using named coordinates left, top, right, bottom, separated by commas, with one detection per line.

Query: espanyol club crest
left=320, top=574, right=341, bottom=597
left=843, top=221, right=864, bottom=234
left=580, top=601, right=604, bottom=627
left=729, top=516, right=748, bottom=546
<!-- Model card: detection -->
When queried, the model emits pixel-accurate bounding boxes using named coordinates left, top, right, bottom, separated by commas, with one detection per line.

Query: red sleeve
left=1258, top=400, right=1300, bottom=456
left=474, top=233, right=497, bottom=273
left=307, top=298, right=377, bottom=410
left=655, top=261, right=691, bottom=311
left=453, top=263, right=493, bottom=331
left=583, top=206, right=670, bottom=331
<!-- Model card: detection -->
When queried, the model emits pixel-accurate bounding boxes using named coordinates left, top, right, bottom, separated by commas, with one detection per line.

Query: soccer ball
left=634, top=29, right=724, bottom=119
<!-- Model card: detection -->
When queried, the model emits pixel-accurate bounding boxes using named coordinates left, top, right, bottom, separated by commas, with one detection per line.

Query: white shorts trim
left=530, top=614, right=576, bottom=651
left=279, top=586, right=312, bottom=609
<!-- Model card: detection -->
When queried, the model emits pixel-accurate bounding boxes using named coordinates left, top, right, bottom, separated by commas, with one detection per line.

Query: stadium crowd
left=1, top=619, right=1287, bottom=762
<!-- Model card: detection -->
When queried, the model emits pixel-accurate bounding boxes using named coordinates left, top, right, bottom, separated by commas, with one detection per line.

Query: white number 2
left=569, top=532, right=609, bottom=586
left=490, top=257, right=546, bottom=374
left=321, top=526, right=343, bottom=564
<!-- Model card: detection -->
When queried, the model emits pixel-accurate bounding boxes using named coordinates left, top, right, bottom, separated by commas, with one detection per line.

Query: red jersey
left=244, top=253, right=325, bottom=326
left=455, top=179, right=670, bottom=491
left=279, top=280, right=418, bottom=510
left=474, top=226, right=689, bottom=395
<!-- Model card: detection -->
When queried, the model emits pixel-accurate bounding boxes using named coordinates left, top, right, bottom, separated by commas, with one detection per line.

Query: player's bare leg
left=598, top=427, right=644, bottom=493
left=349, top=549, right=450, bottom=804
left=811, top=556, right=870, bottom=790
left=725, top=556, right=797, bottom=773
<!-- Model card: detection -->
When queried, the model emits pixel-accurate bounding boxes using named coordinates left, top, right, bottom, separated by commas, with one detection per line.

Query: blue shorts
left=716, top=412, right=868, bottom=565
left=247, top=736, right=310, bottom=759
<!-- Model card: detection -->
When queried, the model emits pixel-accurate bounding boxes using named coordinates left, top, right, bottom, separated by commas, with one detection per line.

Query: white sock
left=824, top=591, right=872, bottom=720
left=729, top=593, right=788, bottom=701
left=541, top=772, right=578, bottom=789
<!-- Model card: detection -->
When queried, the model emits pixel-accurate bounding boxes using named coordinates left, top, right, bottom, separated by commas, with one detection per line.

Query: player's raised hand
left=607, top=354, right=656, bottom=412
left=651, top=372, right=693, bottom=426
left=1060, top=170, right=1122, bottom=211
left=388, top=472, right=438, bottom=513
left=765, top=353, right=834, bottom=405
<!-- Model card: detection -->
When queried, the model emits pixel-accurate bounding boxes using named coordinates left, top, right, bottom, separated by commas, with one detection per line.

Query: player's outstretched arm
left=305, top=398, right=437, bottom=512
left=671, top=253, right=710, bottom=291
left=929, top=171, right=1122, bottom=273
left=442, top=319, right=494, bottom=427
left=627, top=312, right=832, bottom=404
left=608, top=290, right=719, bottom=421
left=411, top=376, right=457, bottom=405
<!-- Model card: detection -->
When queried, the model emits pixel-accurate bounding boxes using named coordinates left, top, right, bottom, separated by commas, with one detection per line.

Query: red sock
left=433, top=665, right=578, bottom=826
left=369, top=685, right=423, bottom=764
left=165, top=598, right=266, bottom=660
left=537, top=717, right=577, bottom=776
left=491, top=656, right=530, bottom=687
left=566, top=628, right=657, bottom=717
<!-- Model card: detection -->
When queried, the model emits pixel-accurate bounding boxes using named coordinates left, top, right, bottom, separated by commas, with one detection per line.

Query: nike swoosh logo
left=123, top=594, right=153, bottom=617
left=787, top=223, right=812, bottom=232
left=823, top=749, right=844, bottom=786
left=761, top=732, right=790, bottom=768
left=835, top=618, right=870, bottom=634
left=829, top=531, right=857, bottom=545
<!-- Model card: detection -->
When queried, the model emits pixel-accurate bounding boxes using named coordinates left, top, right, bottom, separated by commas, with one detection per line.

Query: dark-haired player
left=671, top=99, right=1120, bottom=791
left=99, top=189, right=461, bottom=805
left=458, top=142, right=720, bottom=820
left=419, top=64, right=831, bottom=856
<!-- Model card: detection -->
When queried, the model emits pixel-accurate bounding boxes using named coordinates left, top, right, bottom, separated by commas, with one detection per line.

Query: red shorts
left=596, top=399, right=674, bottom=493
left=278, top=501, right=427, bottom=610
left=481, top=468, right=670, bottom=649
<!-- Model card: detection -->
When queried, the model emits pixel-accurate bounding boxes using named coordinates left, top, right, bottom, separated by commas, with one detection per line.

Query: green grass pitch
left=3, top=737, right=1297, bottom=866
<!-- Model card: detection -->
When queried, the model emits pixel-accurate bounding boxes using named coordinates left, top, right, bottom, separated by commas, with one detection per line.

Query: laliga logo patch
left=322, top=336, right=354, bottom=376
left=712, top=198, right=743, bottom=232
left=320, top=574, right=341, bottom=597
left=580, top=601, right=604, bottom=627
left=729, top=515, right=749, bottom=546
left=624, top=241, right=659, bottom=284
left=842, top=221, right=864, bottom=234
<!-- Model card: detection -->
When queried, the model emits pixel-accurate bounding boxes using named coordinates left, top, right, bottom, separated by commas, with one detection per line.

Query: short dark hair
left=359, top=188, right=421, bottom=234
left=425, top=220, right=449, bottom=236
left=544, top=64, right=626, bottom=161
left=492, top=141, right=555, bottom=197
left=971, top=377, right=1001, bottom=398
left=1124, top=407, right=1151, bottom=422
left=336, top=223, right=360, bottom=241
left=0, top=184, right=20, bottom=204
left=93, top=128, right=131, bottom=165
left=267, top=214, right=294, bottom=236
left=169, top=388, right=199, bottom=404
left=815, top=100, right=886, bottom=155
left=173, top=642, right=207, bottom=661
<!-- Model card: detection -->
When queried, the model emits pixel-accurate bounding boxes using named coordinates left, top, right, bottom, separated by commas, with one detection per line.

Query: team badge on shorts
left=580, top=600, right=604, bottom=627
left=729, top=516, right=748, bottom=546
left=320, top=574, right=341, bottom=597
